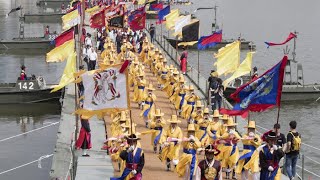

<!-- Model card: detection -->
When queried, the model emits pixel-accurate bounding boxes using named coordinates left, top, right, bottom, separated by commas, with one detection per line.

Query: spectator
left=285, top=121, right=301, bottom=180
left=149, top=24, right=156, bottom=42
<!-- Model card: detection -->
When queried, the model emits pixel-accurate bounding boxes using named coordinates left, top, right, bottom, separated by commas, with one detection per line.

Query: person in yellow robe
left=149, top=109, right=166, bottom=153
left=151, top=48, right=160, bottom=73
left=154, top=55, right=164, bottom=80
left=159, top=115, right=183, bottom=171
left=236, top=121, right=261, bottom=180
left=181, top=85, right=199, bottom=120
left=128, top=60, right=139, bottom=87
left=196, top=107, right=212, bottom=147
left=169, top=74, right=185, bottom=103
left=215, top=114, right=229, bottom=161
left=146, top=45, right=155, bottom=67
left=133, top=71, right=146, bottom=108
left=173, top=82, right=187, bottom=116
left=140, top=84, right=157, bottom=127
left=163, top=68, right=179, bottom=96
left=176, top=124, right=201, bottom=179
left=158, top=59, right=169, bottom=88
left=218, top=118, right=240, bottom=179
left=190, top=100, right=204, bottom=125
left=206, top=110, right=222, bottom=145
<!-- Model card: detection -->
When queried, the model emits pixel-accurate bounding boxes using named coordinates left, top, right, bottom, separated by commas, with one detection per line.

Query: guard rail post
left=301, top=154, right=304, bottom=180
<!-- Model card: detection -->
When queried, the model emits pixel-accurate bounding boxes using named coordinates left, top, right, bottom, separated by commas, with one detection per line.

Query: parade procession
left=2, top=0, right=320, bottom=180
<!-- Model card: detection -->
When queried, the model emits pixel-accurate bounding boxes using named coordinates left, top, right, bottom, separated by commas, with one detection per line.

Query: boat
left=20, top=12, right=64, bottom=23
left=36, top=0, right=70, bottom=7
left=223, top=33, right=320, bottom=102
left=164, top=6, right=256, bottom=50
left=0, top=76, right=64, bottom=104
left=0, top=37, right=54, bottom=50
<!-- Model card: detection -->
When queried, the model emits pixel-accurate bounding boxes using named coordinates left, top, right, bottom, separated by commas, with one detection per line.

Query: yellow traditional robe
left=196, top=118, right=211, bottom=147
left=236, top=134, right=261, bottom=174
left=176, top=137, right=201, bottom=178
left=149, top=118, right=166, bottom=146
left=220, top=131, right=241, bottom=168
left=159, top=126, right=183, bottom=162
left=181, top=94, right=199, bottom=120
left=133, top=79, right=146, bottom=103
left=206, top=121, right=221, bottom=145
left=140, top=94, right=157, bottom=120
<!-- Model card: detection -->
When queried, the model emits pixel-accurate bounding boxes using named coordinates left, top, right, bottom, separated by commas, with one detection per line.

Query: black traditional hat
left=126, top=134, right=141, bottom=141
left=205, top=144, right=220, bottom=156
left=267, top=131, right=277, bottom=139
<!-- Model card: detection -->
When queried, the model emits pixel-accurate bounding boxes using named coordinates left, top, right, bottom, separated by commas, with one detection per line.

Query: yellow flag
left=62, top=10, right=80, bottom=30
left=86, top=5, right=101, bottom=15
left=51, top=52, right=76, bottom=92
left=138, top=0, right=146, bottom=5
left=46, top=39, right=75, bottom=62
left=222, top=52, right=254, bottom=89
left=214, top=41, right=240, bottom=76
left=165, top=9, right=179, bottom=30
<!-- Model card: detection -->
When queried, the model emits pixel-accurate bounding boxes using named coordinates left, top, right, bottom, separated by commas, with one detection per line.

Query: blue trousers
left=285, top=154, right=299, bottom=179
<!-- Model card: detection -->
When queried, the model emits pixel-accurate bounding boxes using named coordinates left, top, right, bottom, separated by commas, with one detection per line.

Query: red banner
left=90, top=9, right=106, bottom=28
left=129, top=13, right=146, bottom=31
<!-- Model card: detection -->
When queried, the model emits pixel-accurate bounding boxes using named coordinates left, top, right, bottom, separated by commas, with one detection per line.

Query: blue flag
left=220, top=55, right=288, bottom=117
left=156, top=5, right=170, bottom=24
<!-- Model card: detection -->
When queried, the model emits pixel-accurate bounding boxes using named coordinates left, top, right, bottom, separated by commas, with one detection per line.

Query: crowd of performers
left=76, top=26, right=291, bottom=180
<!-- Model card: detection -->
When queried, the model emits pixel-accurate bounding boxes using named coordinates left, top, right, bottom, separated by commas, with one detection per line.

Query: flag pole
left=197, top=49, right=200, bottom=84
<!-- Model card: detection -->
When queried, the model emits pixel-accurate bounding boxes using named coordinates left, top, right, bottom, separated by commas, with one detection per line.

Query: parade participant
left=206, top=110, right=222, bottom=145
left=75, top=115, right=92, bottom=157
left=149, top=109, right=166, bottom=153
left=259, top=131, right=285, bottom=180
left=158, top=59, right=169, bottom=89
left=133, top=71, right=146, bottom=109
left=140, top=84, right=157, bottom=128
left=163, top=68, right=179, bottom=96
left=159, top=115, right=183, bottom=171
left=176, top=124, right=201, bottom=179
left=170, top=75, right=186, bottom=106
left=146, top=45, right=155, bottom=66
left=195, top=144, right=222, bottom=180
left=196, top=107, right=211, bottom=147
left=251, top=66, right=258, bottom=80
left=85, top=33, right=92, bottom=47
left=219, top=118, right=240, bottom=179
left=285, top=121, right=301, bottom=180
left=83, top=45, right=90, bottom=69
left=180, top=46, right=188, bottom=74
left=151, top=48, right=160, bottom=73
left=235, top=121, right=261, bottom=180
left=181, top=85, right=199, bottom=120
left=129, top=59, right=139, bottom=87
left=111, top=134, right=145, bottom=180
left=215, top=114, right=229, bottom=161
left=88, top=47, right=98, bottom=70
left=190, top=100, right=204, bottom=124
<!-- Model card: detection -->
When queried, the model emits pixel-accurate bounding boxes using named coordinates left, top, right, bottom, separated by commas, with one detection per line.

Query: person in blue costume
left=110, top=134, right=145, bottom=180
left=259, top=131, right=284, bottom=180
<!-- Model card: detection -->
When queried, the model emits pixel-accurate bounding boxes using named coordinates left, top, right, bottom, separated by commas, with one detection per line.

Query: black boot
left=232, top=170, right=237, bottom=179
left=159, top=146, right=162, bottom=154
left=153, top=146, right=157, bottom=153
left=166, top=159, right=171, bottom=171
left=226, top=172, right=229, bottom=179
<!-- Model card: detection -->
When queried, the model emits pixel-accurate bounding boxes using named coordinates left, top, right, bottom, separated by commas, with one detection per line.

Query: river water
left=0, top=0, right=64, bottom=179
left=0, top=0, right=319, bottom=179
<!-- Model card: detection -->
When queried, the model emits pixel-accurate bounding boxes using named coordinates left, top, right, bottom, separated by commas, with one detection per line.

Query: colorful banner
left=220, top=56, right=288, bottom=117
left=90, top=9, right=106, bottom=28
left=46, top=39, right=75, bottom=63
left=129, top=13, right=146, bottom=31
left=52, top=27, right=74, bottom=47
left=265, top=32, right=297, bottom=48
left=197, top=30, right=222, bottom=50
left=82, top=65, right=129, bottom=111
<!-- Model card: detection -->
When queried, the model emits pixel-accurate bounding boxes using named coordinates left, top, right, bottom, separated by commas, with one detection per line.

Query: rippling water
left=0, top=0, right=64, bottom=179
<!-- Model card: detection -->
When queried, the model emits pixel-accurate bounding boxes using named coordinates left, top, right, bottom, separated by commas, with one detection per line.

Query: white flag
left=82, top=65, right=129, bottom=111
left=174, top=15, right=191, bottom=35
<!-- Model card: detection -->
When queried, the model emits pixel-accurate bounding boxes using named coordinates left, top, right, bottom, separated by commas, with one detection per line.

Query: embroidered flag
left=128, top=6, right=145, bottom=22
left=220, top=55, right=288, bottom=117
left=156, top=5, right=170, bottom=24
left=265, top=32, right=297, bottom=48
left=129, top=13, right=146, bottom=31
left=82, top=64, right=129, bottom=111
left=197, top=30, right=222, bottom=50
left=90, top=9, right=106, bottom=28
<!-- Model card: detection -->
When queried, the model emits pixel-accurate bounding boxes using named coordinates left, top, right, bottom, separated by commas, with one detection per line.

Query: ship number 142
left=18, top=82, right=34, bottom=90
